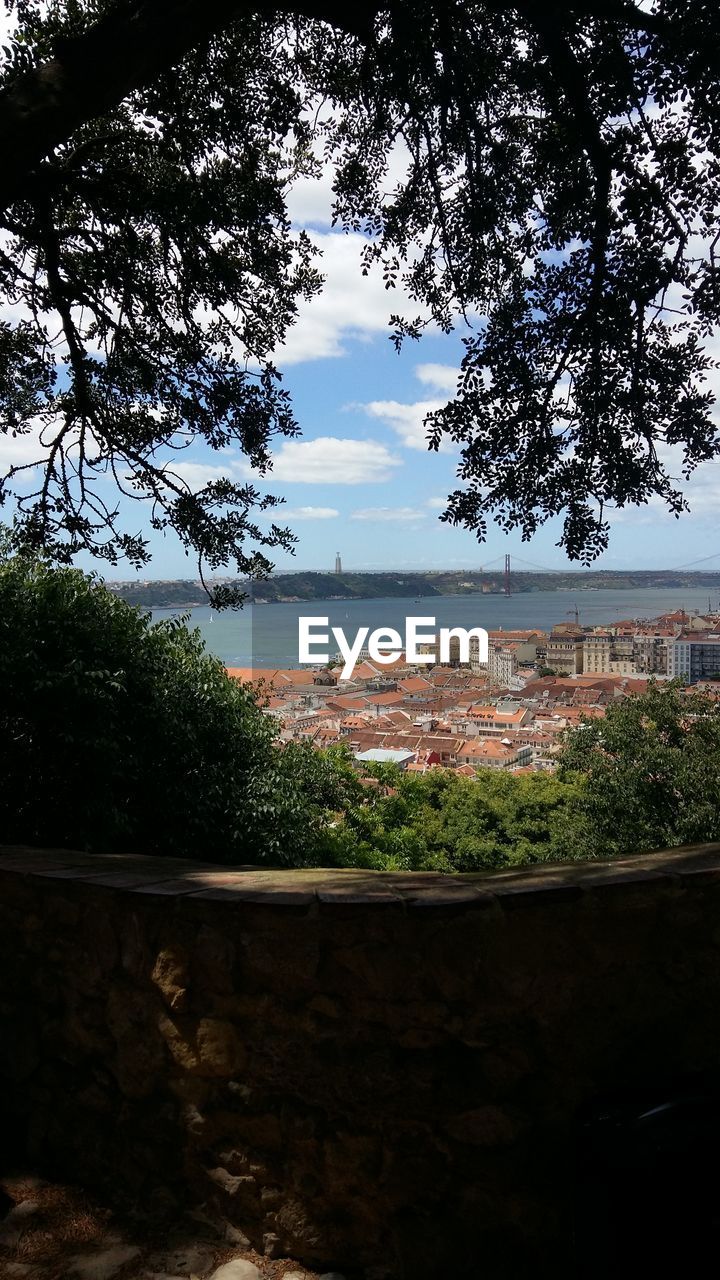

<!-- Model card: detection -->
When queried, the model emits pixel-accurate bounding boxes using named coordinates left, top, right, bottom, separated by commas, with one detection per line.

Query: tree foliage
left=0, top=1, right=324, bottom=595
left=325, top=683, right=720, bottom=872
left=558, top=681, right=720, bottom=855
left=0, top=1, right=719, bottom=581
left=5, top=558, right=718, bottom=872
left=0, top=554, right=360, bottom=861
left=327, top=764, right=583, bottom=871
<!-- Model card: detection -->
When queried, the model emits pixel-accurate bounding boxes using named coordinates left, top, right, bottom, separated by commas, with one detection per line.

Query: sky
left=111, top=163, right=719, bottom=580
left=1, top=16, right=720, bottom=580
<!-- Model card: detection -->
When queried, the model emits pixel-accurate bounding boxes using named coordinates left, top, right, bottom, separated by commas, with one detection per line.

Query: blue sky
left=273, top=326, right=719, bottom=577
left=2, top=113, right=719, bottom=580
left=106, top=155, right=720, bottom=579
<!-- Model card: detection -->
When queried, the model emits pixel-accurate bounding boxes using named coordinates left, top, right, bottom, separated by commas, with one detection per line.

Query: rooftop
left=354, top=748, right=417, bottom=764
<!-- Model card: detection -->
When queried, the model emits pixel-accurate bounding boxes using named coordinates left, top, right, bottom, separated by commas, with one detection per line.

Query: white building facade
left=668, top=638, right=720, bottom=682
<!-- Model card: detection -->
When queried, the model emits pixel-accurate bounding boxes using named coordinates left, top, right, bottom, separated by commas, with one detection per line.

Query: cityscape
left=3, top=3, right=720, bottom=1278
left=229, top=604, right=720, bottom=776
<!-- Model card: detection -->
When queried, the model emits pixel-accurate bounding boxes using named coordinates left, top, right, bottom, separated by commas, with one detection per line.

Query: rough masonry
left=2, top=844, right=720, bottom=1277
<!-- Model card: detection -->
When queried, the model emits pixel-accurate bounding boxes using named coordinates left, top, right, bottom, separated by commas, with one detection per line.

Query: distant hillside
left=107, top=568, right=720, bottom=609
left=107, top=579, right=209, bottom=608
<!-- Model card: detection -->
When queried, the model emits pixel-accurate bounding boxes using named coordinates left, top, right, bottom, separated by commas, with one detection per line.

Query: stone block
left=107, top=985, right=165, bottom=1098
left=152, top=943, right=191, bottom=1012
left=444, top=1105, right=523, bottom=1147
left=68, top=1244, right=142, bottom=1279
left=208, top=1262, right=261, bottom=1280
left=158, top=1014, right=245, bottom=1077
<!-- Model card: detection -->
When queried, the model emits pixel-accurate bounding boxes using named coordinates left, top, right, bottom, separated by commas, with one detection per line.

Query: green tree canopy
left=0, top=553, right=361, bottom=861
left=558, top=681, right=720, bottom=855
left=329, top=763, right=582, bottom=871
left=0, top=2, right=719, bottom=587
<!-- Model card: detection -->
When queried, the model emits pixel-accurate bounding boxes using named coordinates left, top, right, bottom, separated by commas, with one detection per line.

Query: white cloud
left=415, top=363, right=459, bottom=394
left=604, top=443, right=720, bottom=529
left=273, top=230, right=434, bottom=365
left=351, top=506, right=427, bottom=523
left=285, top=158, right=336, bottom=229
left=0, top=427, right=46, bottom=472
left=244, top=436, right=401, bottom=484
left=427, top=496, right=447, bottom=509
left=357, top=397, right=455, bottom=453
left=350, top=363, right=458, bottom=454
left=285, top=135, right=412, bottom=231
left=165, top=438, right=399, bottom=492
left=683, top=465, right=720, bottom=515
left=283, top=505, right=339, bottom=519
left=168, top=460, right=231, bottom=489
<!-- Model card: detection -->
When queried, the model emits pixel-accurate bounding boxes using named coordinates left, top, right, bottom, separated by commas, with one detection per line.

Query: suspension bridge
left=474, top=550, right=720, bottom=614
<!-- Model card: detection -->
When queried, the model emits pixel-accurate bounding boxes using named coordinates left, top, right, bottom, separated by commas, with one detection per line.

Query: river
left=151, top=587, right=716, bottom=668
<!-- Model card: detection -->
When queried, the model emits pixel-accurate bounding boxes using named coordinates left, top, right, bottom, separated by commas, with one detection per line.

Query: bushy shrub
left=558, top=681, right=720, bottom=856
left=0, top=556, right=357, bottom=865
left=326, top=765, right=583, bottom=872
left=8, top=557, right=709, bottom=874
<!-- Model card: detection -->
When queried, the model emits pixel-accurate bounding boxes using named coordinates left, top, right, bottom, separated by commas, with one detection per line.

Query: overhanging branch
left=0, top=0, right=380, bottom=211
left=0, top=0, right=672, bottom=213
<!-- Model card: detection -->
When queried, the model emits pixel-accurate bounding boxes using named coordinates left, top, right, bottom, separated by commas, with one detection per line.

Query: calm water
left=151, top=587, right=717, bottom=668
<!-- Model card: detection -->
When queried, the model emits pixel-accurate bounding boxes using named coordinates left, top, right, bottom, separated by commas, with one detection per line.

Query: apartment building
left=668, top=636, right=720, bottom=682
left=582, top=633, right=612, bottom=674
left=466, top=704, right=532, bottom=735
left=456, top=738, right=533, bottom=769
left=583, top=633, right=636, bottom=675
left=632, top=633, right=671, bottom=675
left=546, top=631, right=584, bottom=676
left=488, top=642, right=519, bottom=686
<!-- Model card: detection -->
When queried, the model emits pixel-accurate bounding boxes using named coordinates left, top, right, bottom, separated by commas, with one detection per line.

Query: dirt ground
left=0, top=1174, right=337, bottom=1280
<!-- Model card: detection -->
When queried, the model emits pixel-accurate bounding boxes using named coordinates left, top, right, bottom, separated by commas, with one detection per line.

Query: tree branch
left=524, top=8, right=613, bottom=316
left=0, top=0, right=380, bottom=212
left=0, top=0, right=673, bottom=214
left=520, top=0, right=669, bottom=35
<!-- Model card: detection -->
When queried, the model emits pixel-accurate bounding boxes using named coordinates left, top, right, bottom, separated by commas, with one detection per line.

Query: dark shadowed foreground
left=3, top=844, right=720, bottom=1278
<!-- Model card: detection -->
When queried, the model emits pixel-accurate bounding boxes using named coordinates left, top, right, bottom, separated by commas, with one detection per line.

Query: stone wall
left=3, top=844, right=720, bottom=1278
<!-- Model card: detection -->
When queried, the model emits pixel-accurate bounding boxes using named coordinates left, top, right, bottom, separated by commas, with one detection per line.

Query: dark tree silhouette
left=0, top=0, right=718, bottom=594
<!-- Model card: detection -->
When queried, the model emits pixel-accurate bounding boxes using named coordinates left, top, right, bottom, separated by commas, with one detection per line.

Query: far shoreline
left=107, top=568, right=720, bottom=611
